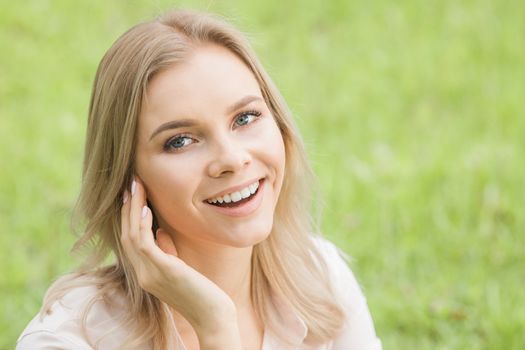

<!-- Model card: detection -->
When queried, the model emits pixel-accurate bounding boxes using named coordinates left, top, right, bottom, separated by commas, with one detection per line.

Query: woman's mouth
left=203, top=178, right=265, bottom=217
left=206, top=179, right=260, bottom=207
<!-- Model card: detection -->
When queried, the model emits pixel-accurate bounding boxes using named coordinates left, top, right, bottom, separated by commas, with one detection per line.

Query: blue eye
left=234, top=111, right=261, bottom=127
left=164, top=135, right=194, bottom=151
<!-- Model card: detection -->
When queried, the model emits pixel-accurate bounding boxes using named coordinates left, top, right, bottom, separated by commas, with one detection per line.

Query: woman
left=17, top=9, right=381, bottom=350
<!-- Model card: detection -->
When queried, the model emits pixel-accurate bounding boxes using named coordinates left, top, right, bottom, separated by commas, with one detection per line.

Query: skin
left=120, top=44, right=286, bottom=349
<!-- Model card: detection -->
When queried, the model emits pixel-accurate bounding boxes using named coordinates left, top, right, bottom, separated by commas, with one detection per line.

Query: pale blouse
left=17, top=238, right=382, bottom=349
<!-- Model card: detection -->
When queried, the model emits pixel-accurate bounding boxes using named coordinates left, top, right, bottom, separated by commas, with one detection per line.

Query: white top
left=17, top=238, right=382, bottom=349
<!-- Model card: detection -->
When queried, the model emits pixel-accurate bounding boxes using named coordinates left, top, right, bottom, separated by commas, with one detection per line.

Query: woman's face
left=135, top=44, right=286, bottom=248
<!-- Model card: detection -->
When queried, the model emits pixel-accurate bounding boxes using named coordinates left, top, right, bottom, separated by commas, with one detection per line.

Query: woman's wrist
left=184, top=296, right=237, bottom=330
left=195, top=315, right=242, bottom=350
left=198, top=327, right=242, bottom=350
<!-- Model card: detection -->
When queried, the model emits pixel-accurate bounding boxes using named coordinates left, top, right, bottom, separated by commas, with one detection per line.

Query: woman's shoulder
left=310, top=236, right=356, bottom=284
left=311, top=236, right=368, bottom=308
left=311, top=236, right=382, bottom=349
left=16, top=272, right=133, bottom=350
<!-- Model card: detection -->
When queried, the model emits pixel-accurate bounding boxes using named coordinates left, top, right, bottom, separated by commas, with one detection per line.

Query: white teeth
left=206, top=180, right=261, bottom=204
left=240, top=188, right=251, bottom=199
left=230, top=191, right=242, bottom=202
left=250, top=181, right=259, bottom=194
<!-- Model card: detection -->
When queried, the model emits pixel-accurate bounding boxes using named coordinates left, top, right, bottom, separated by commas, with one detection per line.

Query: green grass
left=1, top=1, right=524, bottom=349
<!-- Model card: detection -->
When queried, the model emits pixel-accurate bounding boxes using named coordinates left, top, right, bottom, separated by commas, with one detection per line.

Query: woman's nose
left=206, top=138, right=252, bottom=178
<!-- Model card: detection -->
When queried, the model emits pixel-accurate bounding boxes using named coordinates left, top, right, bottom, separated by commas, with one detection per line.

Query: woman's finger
left=120, top=188, right=133, bottom=256
left=120, top=189, right=131, bottom=239
left=130, top=177, right=164, bottom=261
left=128, top=177, right=143, bottom=244
left=138, top=205, right=157, bottom=255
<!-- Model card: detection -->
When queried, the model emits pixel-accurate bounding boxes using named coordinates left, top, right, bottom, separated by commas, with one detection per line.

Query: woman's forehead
left=142, top=44, right=262, bottom=116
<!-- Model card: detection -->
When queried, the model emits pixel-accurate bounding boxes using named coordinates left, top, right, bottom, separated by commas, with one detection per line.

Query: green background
left=1, top=1, right=523, bottom=349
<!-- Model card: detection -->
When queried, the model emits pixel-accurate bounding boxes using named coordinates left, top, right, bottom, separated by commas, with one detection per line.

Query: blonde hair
left=42, top=9, right=345, bottom=349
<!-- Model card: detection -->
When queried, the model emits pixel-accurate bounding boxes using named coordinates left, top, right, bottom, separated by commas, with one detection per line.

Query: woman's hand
left=120, top=177, right=242, bottom=349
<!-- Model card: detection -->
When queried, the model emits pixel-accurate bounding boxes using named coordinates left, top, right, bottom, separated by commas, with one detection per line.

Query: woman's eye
left=164, top=135, right=194, bottom=151
left=234, top=111, right=261, bottom=128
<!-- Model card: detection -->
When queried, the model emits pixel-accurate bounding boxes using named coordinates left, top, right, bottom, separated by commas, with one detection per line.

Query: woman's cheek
left=146, top=158, right=196, bottom=207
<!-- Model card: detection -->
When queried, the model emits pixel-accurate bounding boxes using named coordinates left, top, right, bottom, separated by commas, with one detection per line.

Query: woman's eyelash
left=163, top=134, right=194, bottom=152
left=238, top=110, right=261, bottom=117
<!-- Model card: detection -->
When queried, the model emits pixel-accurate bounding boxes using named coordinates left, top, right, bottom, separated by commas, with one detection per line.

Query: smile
left=206, top=179, right=260, bottom=205
left=204, top=179, right=265, bottom=217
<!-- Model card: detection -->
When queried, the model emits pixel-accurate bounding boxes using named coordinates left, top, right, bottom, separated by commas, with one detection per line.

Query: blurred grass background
left=1, top=0, right=524, bottom=349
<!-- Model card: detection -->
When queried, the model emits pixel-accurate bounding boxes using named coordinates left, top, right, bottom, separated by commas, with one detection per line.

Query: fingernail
left=141, top=206, right=148, bottom=218
left=122, top=191, right=129, bottom=204
left=131, top=179, right=137, bottom=196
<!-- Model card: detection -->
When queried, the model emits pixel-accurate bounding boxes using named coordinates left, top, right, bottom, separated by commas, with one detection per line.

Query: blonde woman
left=17, top=9, right=381, bottom=350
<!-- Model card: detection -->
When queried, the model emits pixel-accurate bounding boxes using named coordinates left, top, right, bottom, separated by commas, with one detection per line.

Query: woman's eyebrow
left=149, top=119, right=197, bottom=141
left=226, top=95, right=263, bottom=114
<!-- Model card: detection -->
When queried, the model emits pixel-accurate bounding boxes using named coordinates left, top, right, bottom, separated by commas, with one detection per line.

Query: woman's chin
left=231, top=230, right=271, bottom=248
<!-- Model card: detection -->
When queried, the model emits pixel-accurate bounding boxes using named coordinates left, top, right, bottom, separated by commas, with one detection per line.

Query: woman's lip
left=204, top=179, right=265, bottom=217
left=203, top=177, right=264, bottom=201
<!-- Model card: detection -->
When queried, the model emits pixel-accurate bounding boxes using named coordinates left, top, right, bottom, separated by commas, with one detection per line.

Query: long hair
left=42, top=9, right=345, bottom=349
